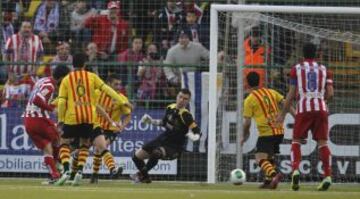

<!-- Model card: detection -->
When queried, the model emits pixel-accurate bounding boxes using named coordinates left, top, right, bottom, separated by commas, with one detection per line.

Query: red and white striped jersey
left=5, top=33, right=43, bottom=76
left=24, top=77, right=55, bottom=118
left=289, top=59, right=333, bottom=113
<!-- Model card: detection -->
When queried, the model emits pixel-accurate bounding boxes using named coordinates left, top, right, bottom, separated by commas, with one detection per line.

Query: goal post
left=208, top=4, right=360, bottom=184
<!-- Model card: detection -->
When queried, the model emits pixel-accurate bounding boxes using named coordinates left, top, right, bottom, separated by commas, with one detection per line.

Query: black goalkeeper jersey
left=159, top=103, right=198, bottom=147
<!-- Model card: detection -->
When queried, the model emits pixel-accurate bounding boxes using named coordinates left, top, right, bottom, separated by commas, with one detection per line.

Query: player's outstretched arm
left=140, top=114, right=163, bottom=126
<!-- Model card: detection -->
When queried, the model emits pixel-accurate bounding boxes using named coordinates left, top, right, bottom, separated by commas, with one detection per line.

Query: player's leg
left=291, top=113, right=312, bottom=191
left=92, top=129, right=122, bottom=178
left=71, top=137, right=91, bottom=186
left=90, top=148, right=102, bottom=184
left=131, top=148, right=150, bottom=183
left=313, top=111, right=332, bottom=191
left=255, top=137, right=277, bottom=187
left=24, top=118, right=60, bottom=183
left=55, top=137, right=72, bottom=185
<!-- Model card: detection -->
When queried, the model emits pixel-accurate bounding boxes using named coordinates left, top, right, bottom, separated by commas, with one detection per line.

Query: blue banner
left=0, top=108, right=165, bottom=157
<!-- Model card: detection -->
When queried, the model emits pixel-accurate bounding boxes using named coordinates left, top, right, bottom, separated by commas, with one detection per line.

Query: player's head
left=303, top=42, right=317, bottom=59
left=52, top=65, right=70, bottom=85
left=107, top=74, right=122, bottom=91
left=176, top=88, right=191, bottom=109
left=73, top=53, right=88, bottom=69
left=246, top=71, right=260, bottom=88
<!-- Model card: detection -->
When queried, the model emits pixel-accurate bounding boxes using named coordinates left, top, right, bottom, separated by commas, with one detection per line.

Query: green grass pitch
left=0, top=179, right=359, bottom=199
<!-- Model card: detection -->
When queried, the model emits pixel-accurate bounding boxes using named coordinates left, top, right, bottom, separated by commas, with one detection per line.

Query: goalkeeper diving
left=131, top=88, right=201, bottom=183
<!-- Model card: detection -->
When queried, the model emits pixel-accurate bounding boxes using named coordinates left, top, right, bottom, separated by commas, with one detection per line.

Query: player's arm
left=58, top=77, right=68, bottom=123
left=119, top=104, right=132, bottom=130
left=32, top=85, right=55, bottom=112
left=241, top=117, right=251, bottom=145
left=278, top=85, right=296, bottom=123
left=140, top=114, right=163, bottom=126
left=96, top=105, right=117, bottom=126
left=181, top=111, right=201, bottom=141
left=94, top=75, right=127, bottom=106
left=324, top=70, right=334, bottom=101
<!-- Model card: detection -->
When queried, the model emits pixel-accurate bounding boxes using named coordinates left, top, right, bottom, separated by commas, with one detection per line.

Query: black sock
left=132, top=155, right=145, bottom=171
left=144, top=157, right=159, bottom=174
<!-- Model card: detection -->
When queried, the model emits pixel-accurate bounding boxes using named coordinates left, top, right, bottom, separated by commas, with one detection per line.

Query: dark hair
left=179, top=88, right=191, bottom=97
left=72, top=53, right=88, bottom=68
left=53, top=65, right=70, bottom=81
left=131, top=36, right=143, bottom=42
left=106, top=74, right=120, bottom=83
left=303, top=42, right=317, bottom=59
left=246, top=71, right=260, bottom=88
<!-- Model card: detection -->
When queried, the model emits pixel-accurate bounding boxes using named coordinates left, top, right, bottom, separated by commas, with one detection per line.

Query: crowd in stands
left=0, top=0, right=212, bottom=108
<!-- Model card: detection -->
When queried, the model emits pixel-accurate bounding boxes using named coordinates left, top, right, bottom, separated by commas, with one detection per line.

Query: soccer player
left=276, top=43, right=334, bottom=191
left=90, top=74, right=133, bottom=183
left=23, top=65, right=70, bottom=182
left=241, top=71, right=295, bottom=189
left=131, top=88, right=201, bottom=183
left=55, top=53, right=128, bottom=186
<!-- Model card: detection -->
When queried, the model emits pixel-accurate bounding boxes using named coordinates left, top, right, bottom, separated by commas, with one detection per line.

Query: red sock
left=291, top=142, right=301, bottom=171
left=44, top=155, right=60, bottom=179
left=319, top=145, right=331, bottom=177
left=52, top=145, right=60, bottom=162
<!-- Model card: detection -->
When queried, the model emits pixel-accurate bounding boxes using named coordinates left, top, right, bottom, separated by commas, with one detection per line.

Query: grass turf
left=0, top=179, right=359, bottom=199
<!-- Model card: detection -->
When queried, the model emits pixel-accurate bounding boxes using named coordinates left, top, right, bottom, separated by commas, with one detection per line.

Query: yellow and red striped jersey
left=58, top=69, right=126, bottom=125
left=96, top=89, right=131, bottom=131
left=243, top=88, right=284, bottom=137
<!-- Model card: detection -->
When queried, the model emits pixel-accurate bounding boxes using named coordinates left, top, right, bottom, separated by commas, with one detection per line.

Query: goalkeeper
left=131, top=88, right=201, bottom=183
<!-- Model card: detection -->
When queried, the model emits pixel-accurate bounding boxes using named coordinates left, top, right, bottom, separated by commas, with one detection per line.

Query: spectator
left=84, top=1, right=129, bottom=60
left=51, top=41, right=73, bottom=71
left=179, top=0, right=205, bottom=24
left=117, top=36, right=144, bottom=91
left=33, top=0, right=70, bottom=54
left=1, top=6, right=15, bottom=84
left=1, top=73, right=31, bottom=108
left=86, top=42, right=101, bottom=75
left=137, top=43, right=166, bottom=100
left=155, top=0, right=183, bottom=46
left=5, top=21, right=43, bottom=85
left=164, top=29, right=209, bottom=87
left=244, top=27, right=269, bottom=66
left=70, top=0, right=96, bottom=50
left=180, top=10, right=209, bottom=49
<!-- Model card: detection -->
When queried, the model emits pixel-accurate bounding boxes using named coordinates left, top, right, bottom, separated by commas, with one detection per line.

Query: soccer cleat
left=41, top=178, right=58, bottom=185
left=54, top=171, right=70, bottom=186
left=110, top=167, right=123, bottom=179
left=90, top=173, right=99, bottom=184
left=258, top=179, right=272, bottom=189
left=130, top=172, right=141, bottom=184
left=269, top=173, right=283, bottom=189
left=317, top=176, right=332, bottom=191
left=71, top=171, right=83, bottom=186
left=291, top=170, right=300, bottom=191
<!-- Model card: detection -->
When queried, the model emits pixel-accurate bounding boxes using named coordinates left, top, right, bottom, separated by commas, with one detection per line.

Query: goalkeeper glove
left=186, top=132, right=201, bottom=141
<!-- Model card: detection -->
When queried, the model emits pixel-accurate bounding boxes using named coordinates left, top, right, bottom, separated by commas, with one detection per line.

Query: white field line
left=0, top=184, right=359, bottom=195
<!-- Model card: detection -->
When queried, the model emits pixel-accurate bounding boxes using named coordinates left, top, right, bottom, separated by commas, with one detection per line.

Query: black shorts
left=142, top=136, right=182, bottom=160
left=255, top=135, right=284, bottom=156
left=90, top=127, right=104, bottom=142
left=103, top=130, right=118, bottom=143
left=62, top=123, right=94, bottom=139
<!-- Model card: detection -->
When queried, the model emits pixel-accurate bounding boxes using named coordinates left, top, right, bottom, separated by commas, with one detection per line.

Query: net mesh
left=215, top=9, right=360, bottom=183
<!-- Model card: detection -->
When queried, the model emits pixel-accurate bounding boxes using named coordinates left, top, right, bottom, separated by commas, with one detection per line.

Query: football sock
left=132, top=155, right=145, bottom=171
left=101, top=150, right=115, bottom=172
left=144, top=157, right=159, bottom=174
left=71, top=152, right=79, bottom=175
left=59, top=144, right=71, bottom=172
left=259, top=159, right=276, bottom=178
left=319, top=145, right=332, bottom=177
left=291, top=142, right=302, bottom=171
left=92, top=153, right=102, bottom=174
left=77, top=145, right=89, bottom=171
left=44, top=155, right=59, bottom=178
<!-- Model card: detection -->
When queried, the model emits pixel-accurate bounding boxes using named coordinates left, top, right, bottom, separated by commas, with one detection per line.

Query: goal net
left=208, top=5, right=360, bottom=183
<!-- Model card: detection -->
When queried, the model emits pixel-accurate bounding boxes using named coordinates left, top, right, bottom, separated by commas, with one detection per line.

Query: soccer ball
left=230, top=169, right=246, bottom=185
